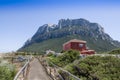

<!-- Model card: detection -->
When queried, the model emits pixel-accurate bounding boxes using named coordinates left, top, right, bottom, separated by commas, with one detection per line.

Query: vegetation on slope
left=47, top=50, right=80, bottom=67
left=19, top=34, right=116, bottom=53
left=47, top=50, right=120, bottom=80
left=65, top=56, right=120, bottom=80
left=108, top=48, right=120, bottom=54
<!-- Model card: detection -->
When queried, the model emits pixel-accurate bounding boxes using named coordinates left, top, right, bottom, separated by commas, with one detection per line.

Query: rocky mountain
left=19, top=18, right=120, bottom=53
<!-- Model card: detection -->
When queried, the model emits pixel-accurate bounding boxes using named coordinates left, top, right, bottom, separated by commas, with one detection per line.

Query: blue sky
left=0, top=0, right=120, bottom=52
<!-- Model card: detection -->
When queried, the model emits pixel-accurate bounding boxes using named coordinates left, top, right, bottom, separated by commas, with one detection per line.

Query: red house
left=63, top=39, right=95, bottom=55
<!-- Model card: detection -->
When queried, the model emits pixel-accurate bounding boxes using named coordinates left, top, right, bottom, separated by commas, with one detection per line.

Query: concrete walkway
left=27, top=58, right=50, bottom=80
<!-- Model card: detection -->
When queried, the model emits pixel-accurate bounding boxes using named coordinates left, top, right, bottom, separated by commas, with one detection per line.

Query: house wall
left=63, top=41, right=95, bottom=55
left=63, top=42, right=86, bottom=51
left=63, top=43, right=71, bottom=51
left=71, top=42, right=86, bottom=51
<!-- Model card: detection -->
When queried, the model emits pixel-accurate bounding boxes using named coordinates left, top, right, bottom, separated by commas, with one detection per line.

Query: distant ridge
left=19, top=18, right=120, bottom=53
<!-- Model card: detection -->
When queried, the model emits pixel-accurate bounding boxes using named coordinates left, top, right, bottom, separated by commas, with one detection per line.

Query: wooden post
left=23, top=70, right=24, bottom=78
left=25, top=65, right=27, bottom=77
left=50, top=68, right=51, bottom=76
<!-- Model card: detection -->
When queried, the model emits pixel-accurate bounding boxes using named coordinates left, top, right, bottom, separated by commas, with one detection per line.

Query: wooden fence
left=14, top=59, right=30, bottom=80
left=38, top=56, right=81, bottom=80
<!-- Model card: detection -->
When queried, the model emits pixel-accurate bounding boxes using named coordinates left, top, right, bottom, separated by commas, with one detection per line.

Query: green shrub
left=64, top=56, right=120, bottom=80
left=108, top=48, right=120, bottom=54
left=48, top=50, right=80, bottom=67
left=0, top=66, right=16, bottom=80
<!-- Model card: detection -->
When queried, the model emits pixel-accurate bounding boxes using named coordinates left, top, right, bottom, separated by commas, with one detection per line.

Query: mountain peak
left=19, top=18, right=120, bottom=52
left=44, top=24, right=56, bottom=27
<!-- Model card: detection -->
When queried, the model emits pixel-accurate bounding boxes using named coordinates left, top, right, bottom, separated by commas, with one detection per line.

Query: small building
left=46, top=49, right=55, bottom=54
left=63, top=39, right=95, bottom=55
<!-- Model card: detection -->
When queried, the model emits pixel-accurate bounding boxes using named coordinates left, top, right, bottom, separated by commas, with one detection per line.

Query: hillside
left=19, top=18, right=120, bottom=53
left=108, top=48, right=120, bottom=54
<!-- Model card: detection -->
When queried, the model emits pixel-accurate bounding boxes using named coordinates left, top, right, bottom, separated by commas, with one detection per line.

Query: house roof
left=63, top=39, right=86, bottom=46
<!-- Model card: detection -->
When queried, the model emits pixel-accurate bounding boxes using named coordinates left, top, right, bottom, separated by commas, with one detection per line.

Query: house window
left=79, top=44, right=83, bottom=48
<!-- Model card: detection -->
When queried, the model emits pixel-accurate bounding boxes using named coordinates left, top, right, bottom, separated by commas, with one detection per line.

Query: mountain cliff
left=19, top=18, right=120, bottom=53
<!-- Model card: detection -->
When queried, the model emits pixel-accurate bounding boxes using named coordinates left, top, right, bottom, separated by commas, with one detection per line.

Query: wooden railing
left=14, top=59, right=30, bottom=80
left=49, top=61, right=80, bottom=80
left=38, top=56, right=81, bottom=80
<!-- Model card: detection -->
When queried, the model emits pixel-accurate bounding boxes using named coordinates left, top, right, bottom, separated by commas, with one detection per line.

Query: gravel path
left=27, top=58, right=50, bottom=80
